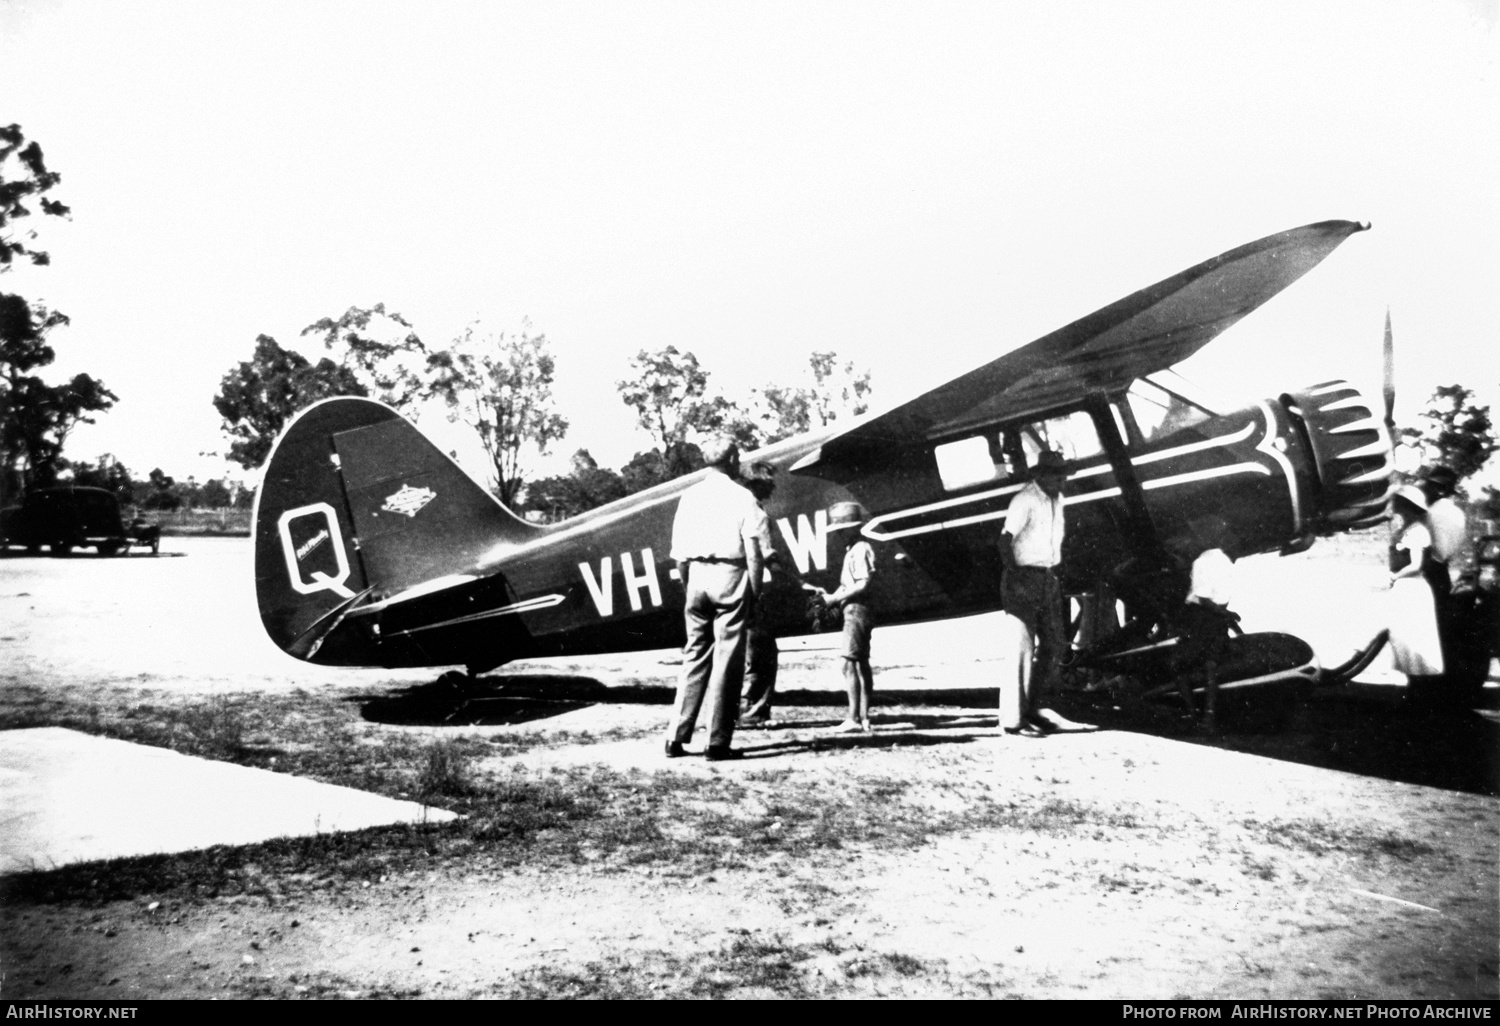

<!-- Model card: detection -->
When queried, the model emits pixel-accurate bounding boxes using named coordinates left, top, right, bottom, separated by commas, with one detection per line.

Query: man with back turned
left=665, top=436, right=765, bottom=761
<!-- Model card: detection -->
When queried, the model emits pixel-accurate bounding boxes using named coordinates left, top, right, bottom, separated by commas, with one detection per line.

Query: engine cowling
left=1282, top=380, right=1393, bottom=533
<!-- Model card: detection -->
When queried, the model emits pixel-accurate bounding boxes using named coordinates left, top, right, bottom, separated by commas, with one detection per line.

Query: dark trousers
left=741, top=621, right=779, bottom=721
left=1001, top=565, right=1065, bottom=712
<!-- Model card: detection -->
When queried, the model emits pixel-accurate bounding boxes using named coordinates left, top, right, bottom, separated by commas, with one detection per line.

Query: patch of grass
left=1, top=681, right=1167, bottom=911
left=1243, top=818, right=1440, bottom=862
left=170, top=695, right=249, bottom=760
left=968, top=796, right=1148, bottom=835
left=415, top=739, right=474, bottom=800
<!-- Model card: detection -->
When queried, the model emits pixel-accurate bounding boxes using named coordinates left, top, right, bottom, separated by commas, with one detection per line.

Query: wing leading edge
left=792, top=219, right=1370, bottom=475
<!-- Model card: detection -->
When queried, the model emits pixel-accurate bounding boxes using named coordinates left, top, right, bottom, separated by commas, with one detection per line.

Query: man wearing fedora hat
left=665, top=435, right=765, bottom=761
left=999, top=449, right=1074, bottom=736
left=1417, top=466, right=1486, bottom=698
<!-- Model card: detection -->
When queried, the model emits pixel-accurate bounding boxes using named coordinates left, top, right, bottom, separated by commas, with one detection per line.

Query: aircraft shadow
left=355, top=674, right=635, bottom=727
left=736, top=730, right=983, bottom=761
left=356, top=671, right=1497, bottom=796
left=1060, top=686, right=1500, bottom=797
left=355, top=674, right=1000, bottom=729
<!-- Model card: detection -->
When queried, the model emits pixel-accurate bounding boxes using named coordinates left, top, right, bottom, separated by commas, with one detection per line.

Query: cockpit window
left=1019, top=410, right=1103, bottom=464
left=1126, top=377, right=1215, bottom=441
left=933, top=410, right=1105, bottom=492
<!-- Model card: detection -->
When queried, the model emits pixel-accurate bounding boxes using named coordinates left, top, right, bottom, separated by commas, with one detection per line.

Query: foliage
left=1402, top=384, right=1497, bottom=489
left=520, top=449, right=629, bottom=522
left=0, top=295, right=116, bottom=496
left=424, top=322, right=569, bottom=508
left=213, top=334, right=368, bottom=470
left=64, top=453, right=135, bottom=503
left=300, top=303, right=427, bottom=409
left=616, top=346, right=746, bottom=479
left=66, top=454, right=249, bottom=511
left=0, top=130, right=115, bottom=503
left=0, top=124, right=70, bottom=271
left=755, top=351, right=872, bottom=444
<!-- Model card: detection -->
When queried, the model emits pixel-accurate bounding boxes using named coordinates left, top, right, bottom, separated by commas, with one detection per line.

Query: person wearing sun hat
left=809, top=500, right=878, bottom=733
left=1385, top=482, right=1444, bottom=681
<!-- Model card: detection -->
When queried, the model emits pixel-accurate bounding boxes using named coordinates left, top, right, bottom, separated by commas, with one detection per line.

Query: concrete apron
left=0, top=727, right=456, bottom=875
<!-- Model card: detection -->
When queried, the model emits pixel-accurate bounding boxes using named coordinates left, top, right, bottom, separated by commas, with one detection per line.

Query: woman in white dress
left=1386, top=485, right=1445, bottom=678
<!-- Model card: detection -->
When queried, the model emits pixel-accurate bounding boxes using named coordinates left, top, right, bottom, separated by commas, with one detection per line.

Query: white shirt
left=1004, top=480, right=1065, bottom=568
left=1427, top=497, right=1467, bottom=565
left=1394, top=520, right=1433, bottom=566
left=669, top=471, right=761, bottom=562
left=1187, top=548, right=1234, bottom=607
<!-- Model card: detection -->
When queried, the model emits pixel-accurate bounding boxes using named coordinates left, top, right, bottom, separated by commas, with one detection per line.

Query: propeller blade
left=1382, top=307, right=1395, bottom=433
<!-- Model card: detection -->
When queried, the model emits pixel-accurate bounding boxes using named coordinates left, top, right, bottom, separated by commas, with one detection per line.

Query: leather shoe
left=704, top=746, right=744, bottom=762
left=664, top=740, right=688, bottom=758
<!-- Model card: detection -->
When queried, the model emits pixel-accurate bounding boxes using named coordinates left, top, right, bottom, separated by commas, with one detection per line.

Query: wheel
left=50, top=542, right=73, bottom=557
left=97, top=541, right=121, bottom=557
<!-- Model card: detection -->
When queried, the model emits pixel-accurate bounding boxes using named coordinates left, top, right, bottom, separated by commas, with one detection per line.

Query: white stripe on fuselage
left=865, top=414, right=1275, bottom=543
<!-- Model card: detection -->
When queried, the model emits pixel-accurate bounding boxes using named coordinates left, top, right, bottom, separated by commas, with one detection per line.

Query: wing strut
left=1083, top=393, right=1164, bottom=567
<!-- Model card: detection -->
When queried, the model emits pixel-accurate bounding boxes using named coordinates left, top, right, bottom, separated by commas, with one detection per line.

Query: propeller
left=1382, top=307, right=1396, bottom=438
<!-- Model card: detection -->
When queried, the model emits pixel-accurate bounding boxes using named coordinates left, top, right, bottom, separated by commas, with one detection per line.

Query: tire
left=97, top=542, right=121, bottom=557
left=50, top=542, right=72, bottom=557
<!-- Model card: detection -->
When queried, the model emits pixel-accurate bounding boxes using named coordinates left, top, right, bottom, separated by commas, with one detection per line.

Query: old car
left=0, top=486, right=160, bottom=556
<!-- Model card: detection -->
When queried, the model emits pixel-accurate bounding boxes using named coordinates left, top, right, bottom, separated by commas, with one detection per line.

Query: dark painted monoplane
left=252, top=220, right=1393, bottom=692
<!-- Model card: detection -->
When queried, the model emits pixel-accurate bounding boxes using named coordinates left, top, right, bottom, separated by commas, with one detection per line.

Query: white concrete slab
left=0, top=728, right=456, bottom=874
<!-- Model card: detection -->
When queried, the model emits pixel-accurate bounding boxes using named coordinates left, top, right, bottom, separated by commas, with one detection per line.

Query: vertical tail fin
left=253, top=397, right=537, bottom=660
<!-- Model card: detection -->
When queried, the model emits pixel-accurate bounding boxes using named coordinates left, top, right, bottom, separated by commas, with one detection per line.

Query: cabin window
left=1018, top=411, right=1103, bottom=465
left=1126, top=378, right=1214, bottom=441
left=934, top=435, right=1001, bottom=491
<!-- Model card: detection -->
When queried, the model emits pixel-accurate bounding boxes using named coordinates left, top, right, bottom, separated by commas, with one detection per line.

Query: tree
left=520, top=449, right=628, bottom=522
left=0, top=295, right=116, bottom=494
left=755, top=350, right=872, bottom=444
left=0, top=128, right=115, bottom=503
left=138, top=468, right=181, bottom=511
left=300, top=303, right=427, bottom=409
left=423, top=322, right=569, bottom=508
left=616, top=346, right=746, bottom=479
left=1402, top=384, right=1497, bottom=490
left=213, top=334, right=367, bottom=470
left=0, top=124, right=70, bottom=271
left=66, top=453, right=136, bottom=503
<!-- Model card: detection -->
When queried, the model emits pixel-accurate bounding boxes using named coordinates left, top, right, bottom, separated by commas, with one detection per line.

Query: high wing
left=792, top=219, right=1369, bottom=476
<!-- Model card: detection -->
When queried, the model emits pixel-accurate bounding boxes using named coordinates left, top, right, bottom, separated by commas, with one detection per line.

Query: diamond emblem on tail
left=381, top=485, right=437, bottom=518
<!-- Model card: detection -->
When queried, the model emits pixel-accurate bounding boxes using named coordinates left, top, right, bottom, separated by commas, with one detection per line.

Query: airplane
left=252, top=219, right=1393, bottom=698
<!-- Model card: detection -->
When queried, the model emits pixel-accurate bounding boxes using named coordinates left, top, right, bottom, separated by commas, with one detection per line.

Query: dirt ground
left=0, top=537, right=1495, bottom=1000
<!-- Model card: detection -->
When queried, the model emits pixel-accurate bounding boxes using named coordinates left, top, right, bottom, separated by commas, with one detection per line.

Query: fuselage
left=344, top=379, right=1390, bottom=673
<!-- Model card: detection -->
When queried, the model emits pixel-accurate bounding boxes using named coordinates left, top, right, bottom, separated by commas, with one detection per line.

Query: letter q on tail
left=278, top=503, right=356, bottom=599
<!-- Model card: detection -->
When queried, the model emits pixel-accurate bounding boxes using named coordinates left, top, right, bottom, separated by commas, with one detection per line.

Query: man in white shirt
left=665, top=436, right=764, bottom=762
left=1422, top=467, right=1468, bottom=594
left=1420, top=465, right=1484, bottom=695
left=999, top=449, right=1071, bottom=736
left=1173, top=547, right=1242, bottom=731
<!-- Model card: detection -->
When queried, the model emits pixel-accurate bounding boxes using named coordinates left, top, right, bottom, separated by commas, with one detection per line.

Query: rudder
left=253, top=397, right=538, bottom=662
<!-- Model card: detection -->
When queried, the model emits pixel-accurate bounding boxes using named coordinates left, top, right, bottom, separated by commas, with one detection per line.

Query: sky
left=1, top=0, right=1497, bottom=491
